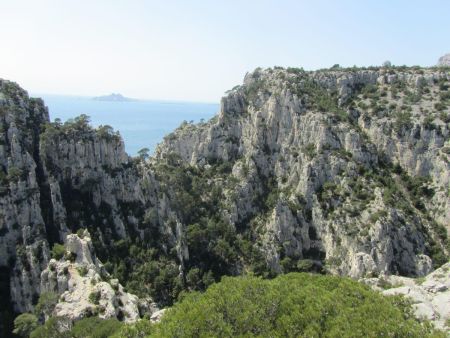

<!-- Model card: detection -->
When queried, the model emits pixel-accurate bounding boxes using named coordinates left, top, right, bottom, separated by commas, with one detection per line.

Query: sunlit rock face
left=437, top=53, right=450, bottom=67
left=157, top=67, right=449, bottom=277
left=0, top=65, right=449, bottom=322
left=40, top=231, right=157, bottom=323
left=0, top=79, right=153, bottom=314
left=361, top=262, right=450, bottom=331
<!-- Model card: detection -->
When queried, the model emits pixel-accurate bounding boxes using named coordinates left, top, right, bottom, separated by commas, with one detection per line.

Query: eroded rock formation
left=0, top=66, right=449, bottom=333
left=40, top=230, right=156, bottom=323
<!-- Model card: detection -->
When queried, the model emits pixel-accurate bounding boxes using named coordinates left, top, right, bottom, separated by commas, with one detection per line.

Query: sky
left=0, top=0, right=449, bottom=102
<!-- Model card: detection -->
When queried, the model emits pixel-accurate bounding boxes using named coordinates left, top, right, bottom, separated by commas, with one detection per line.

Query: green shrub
left=439, top=91, right=450, bottom=101
left=0, top=168, right=8, bottom=187
left=89, top=291, right=101, bottom=305
left=185, top=268, right=202, bottom=290
left=434, top=102, right=447, bottom=111
left=150, top=273, right=443, bottom=337
left=111, top=318, right=152, bottom=338
left=30, top=317, right=70, bottom=338
left=369, top=210, right=388, bottom=223
left=76, top=228, right=86, bottom=238
left=280, top=257, right=295, bottom=272
left=440, top=112, right=450, bottom=123
left=296, top=259, right=314, bottom=272
left=30, top=316, right=122, bottom=338
left=77, top=266, right=88, bottom=277
left=34, top=292, right=58, bottom=319
left=71, top=317, right=122, bottom=338
left=7, top=166, right=23, bottom=182
left=51, top=243, right=65, bottom=260
left=394, top=111, right=412, bottom=134
left=303, top=143, right=316, bottom=159
left=423, top=116, right=436, bottom=130
left=137, top=147, right=150, bottom=160
left=13, top=313, right=38, bottom=337
left=65, top=251, right=77, bottom=262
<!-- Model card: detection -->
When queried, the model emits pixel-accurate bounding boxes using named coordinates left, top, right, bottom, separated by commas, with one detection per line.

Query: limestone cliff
left=0, top=66, right=449, bottom=334
left=0, top=81, right=165, bottom=334
left=0, top=80, right=51, bottom=316
left=156, top=67, right=449, bottom=278
left=438, top=54, right=450, bottom=67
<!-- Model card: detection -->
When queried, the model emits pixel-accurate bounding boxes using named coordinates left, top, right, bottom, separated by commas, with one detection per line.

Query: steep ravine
left=0, top=66, right=449, bottom=334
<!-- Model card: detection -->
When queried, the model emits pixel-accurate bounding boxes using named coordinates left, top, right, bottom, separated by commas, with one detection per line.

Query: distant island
left=93, top=93, right=136, bottom=102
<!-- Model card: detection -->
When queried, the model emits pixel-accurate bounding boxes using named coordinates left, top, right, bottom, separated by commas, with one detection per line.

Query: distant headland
left=93, top=93, right=136, bottom=102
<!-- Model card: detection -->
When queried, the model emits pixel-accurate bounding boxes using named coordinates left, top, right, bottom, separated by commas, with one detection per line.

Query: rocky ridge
left=0, top=80, right=52, bottom=318
left=40, top=230, right=156, bottom=323
left=438, top=54, right=450, bottom=67
left=157, top=66, right=449, bottom=277
left=0, top=66, right=449, bottom=334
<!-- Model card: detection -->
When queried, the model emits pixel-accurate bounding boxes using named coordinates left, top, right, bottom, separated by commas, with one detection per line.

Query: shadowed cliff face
left=0, top=66, right=449, bottom=333
left=0, top=80, right=51, bottom=314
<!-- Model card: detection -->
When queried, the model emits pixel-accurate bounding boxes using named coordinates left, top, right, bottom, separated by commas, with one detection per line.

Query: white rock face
left=150, top=308, right=167, bottom=323
left=438, top=53, right=450, bottom=67
left=362, top=262, right=450, bottom=331
left=0, top=79, right=181, bottom=317
left=156, top=67, right=449, bottom=278
left=1, top=66, right=449, bottom=320
left=0, top=80, right=51, bottom=312
left=40, top=231, right=156, bottom=323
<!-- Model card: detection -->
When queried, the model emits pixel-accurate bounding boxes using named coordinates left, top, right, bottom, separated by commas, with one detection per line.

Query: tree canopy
left=125, top=273, right=443, bottom=337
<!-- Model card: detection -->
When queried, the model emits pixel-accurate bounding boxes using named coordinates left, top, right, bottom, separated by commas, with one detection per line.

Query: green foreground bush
left=146, top=273, right=441, bottom=337
left=30, top=316, right=122, bottom=338
left=30, top=273, right=444, bottom=337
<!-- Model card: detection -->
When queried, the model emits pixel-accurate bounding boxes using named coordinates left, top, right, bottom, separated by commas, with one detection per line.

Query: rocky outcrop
left=0, top=66, right=449, bottom=335
left=438, top=54, right=450, bottom=67
left=150, top=308, right=167, bottom=323
left=40, top=230, right=157, bottom=323
left=0, top=80, right=185, bottom=333
left=0, top=81, right=152, bottom=317
left=362, top=262, right=450, bottom=332
left=156, top=67, right=449, bottom=278
left=38, top=115, right=147, bottom=240
left=0, top=80, right=51, bottom=313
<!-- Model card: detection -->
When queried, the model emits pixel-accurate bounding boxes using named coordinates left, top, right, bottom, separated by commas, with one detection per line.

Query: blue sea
left=37, top=95, right=219, bottom=156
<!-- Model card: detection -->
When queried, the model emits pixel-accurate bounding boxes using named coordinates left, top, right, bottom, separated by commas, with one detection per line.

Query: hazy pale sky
left=0, top=0, right=449, bottom=102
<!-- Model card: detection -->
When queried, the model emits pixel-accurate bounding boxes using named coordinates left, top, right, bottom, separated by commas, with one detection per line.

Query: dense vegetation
left=28, top=317, right=122, bottom=338
left=24, top=273, right=445, bottom=337
left=100, top=154, right=273, bottom=305
left=146, top=273, right=444, bottom=337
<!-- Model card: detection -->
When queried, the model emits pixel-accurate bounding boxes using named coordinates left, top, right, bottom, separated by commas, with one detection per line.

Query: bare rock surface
left=362, top=262, right=450, bottom=332
left=438, top=54, right=450, bottom=67
left=40, top=230, right=157, bottom=323
left=150, top=308, right=167, bottom=323
left=156, top=67, right=449, bottom=277
left=0, top=67, right=449, bottom=329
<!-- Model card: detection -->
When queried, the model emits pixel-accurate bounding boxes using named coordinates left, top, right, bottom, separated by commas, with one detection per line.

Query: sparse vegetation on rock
left=0, top=64, right=449, bottom=336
